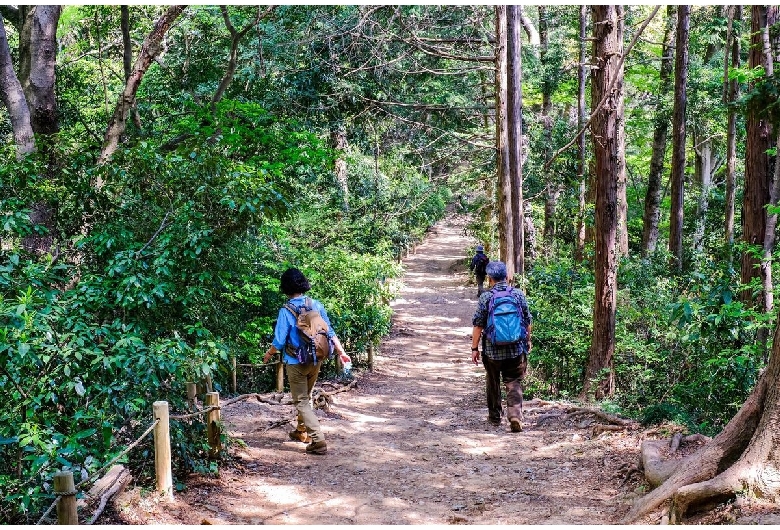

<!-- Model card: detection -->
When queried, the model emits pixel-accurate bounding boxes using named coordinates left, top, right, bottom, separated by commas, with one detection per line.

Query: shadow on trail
left=120, top=214, right=643, bottom=525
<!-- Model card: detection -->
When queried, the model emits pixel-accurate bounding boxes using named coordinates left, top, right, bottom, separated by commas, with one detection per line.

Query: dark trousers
left=482, top=354, right=527, bottom=421
left=476, top=274, right=486, bottom=296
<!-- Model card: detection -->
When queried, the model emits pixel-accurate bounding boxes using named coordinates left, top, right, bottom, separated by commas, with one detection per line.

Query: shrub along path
left=102, top=212, right=744, bottom=525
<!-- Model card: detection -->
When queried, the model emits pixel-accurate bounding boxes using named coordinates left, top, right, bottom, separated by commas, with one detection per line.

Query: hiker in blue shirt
left=263, top=267, right=348, bottom=455
left=469, top=245, right=490, bottom=297
left=470, top=261, right=532, bottom=432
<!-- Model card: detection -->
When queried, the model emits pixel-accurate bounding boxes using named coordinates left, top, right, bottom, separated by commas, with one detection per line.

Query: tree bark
left=211, top=6, right=267, bottom=109
left=575, top=5, right=588, bottom=264
left=724, top=6, right=741, bottom=249
left=98, top=5, right=187, bottom=168
left=331, top=125, right=350, bottom=210
left=539, top=6, right=558, bottom=260
left=507, top=5, right=524, bottom=280
left=495, top=6, right=514, bottom=280
left=0, top=14, right=35, bottom=158
left=693, top=136, right=713, bottom=256
left=668, top=5, right=690, bottom=271
left=641, top=6, right=676, bottom=256
left=20, top=6, right=60, bottom=136
left=757, top=7, right=780, bottom=360
left=518, top=6, right=540, bottom=49
left=615, top=11, right=628, bottom=258
left=121, top=5, right=142, bottom=131
left=582, top=5, right=623, bottom=401
left=741, top=5, right=773, bottom=306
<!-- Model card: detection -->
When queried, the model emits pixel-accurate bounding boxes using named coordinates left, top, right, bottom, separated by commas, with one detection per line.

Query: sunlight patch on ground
left=255, top=483, right=305, bottom=505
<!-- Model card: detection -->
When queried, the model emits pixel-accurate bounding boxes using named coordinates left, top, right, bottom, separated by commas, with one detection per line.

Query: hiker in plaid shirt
left=470, top=261, right=532, bottom=432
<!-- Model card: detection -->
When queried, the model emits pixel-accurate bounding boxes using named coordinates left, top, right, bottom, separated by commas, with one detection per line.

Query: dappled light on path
left=127, top=214, right=643, bottom=525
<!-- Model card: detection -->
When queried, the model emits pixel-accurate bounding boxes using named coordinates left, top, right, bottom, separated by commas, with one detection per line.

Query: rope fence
left=35, top=347, right=377, bottom=525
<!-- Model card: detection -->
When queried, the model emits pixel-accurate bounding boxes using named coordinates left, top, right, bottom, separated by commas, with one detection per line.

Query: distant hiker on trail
left=263, top=267, right=349, bottom=455
left=469, top=245, right=490, bottom=297
left=470, top=261, right=532, bottom=432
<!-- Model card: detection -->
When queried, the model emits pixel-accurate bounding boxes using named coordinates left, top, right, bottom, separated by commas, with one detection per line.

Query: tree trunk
left=518, top=6, right=540, bottom=49
left=616, top=11, right=628, bottom=258
left=575, top=5, right=588, bottom=264
left=693, top=136, right=713, bottom=256
left=331, top=125, right=350, bottom=210
left=0, top=14, right=35, bottom=157
left=539, top=6, right=556, bottom=258
left=641, top=5, right=676, bottom=256
left=724, top=6, right=741, bottom=249
left=495, top=6, right=514, bottom=280
left=20, top=6, right=60, bottom=136
left=668, top=5, right=690, bottom=271
left=121, top=5, right=142, bottom=131
left=741, top=6, right=774, bottom=307
left=507, top=5, right=524, bottom=280
left=758, top=8, right=780, bottom=360
left=98, top=5, right=187, bottom=168
left=582, top=5, right=623, bottom=401
left=14, top=6, right=61, bottom=256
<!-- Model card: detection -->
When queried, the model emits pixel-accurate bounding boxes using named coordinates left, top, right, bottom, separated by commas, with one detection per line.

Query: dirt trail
left=105, top=213, right=648, bottom=525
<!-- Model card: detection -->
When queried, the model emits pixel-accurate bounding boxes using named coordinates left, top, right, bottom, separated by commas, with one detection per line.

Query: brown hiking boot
left=509, top=418, right=523, bottom=432
left=306, top=440, right=328, bottom=455
left=289, top=430, right=311, bottom=443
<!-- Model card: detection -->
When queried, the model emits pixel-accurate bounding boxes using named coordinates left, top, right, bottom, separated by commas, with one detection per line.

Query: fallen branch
left=312, top=380, right=358, bottom=411
left=593, top=424, right=627, bottom=436
left=262, top=415, right=296, bottom=433
left=86, top=468, right=131, bottom=525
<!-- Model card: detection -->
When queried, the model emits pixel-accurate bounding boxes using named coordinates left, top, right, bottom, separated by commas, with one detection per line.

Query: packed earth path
left=104, top=212, right=713, bottom=525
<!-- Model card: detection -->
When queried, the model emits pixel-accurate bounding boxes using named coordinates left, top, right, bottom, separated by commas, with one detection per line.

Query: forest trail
left=106, top=213, right=649, bottom=525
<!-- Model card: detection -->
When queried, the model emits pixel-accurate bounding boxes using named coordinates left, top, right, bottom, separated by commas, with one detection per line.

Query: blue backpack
left=486, top=287, right=527, bottom=347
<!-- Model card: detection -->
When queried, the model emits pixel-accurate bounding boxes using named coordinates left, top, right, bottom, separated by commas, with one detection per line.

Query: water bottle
left=342, top=355, right=352, bottom=377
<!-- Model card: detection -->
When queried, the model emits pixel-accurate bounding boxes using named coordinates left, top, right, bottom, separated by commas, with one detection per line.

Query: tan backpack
left=284, top=297, right=333, bottom=363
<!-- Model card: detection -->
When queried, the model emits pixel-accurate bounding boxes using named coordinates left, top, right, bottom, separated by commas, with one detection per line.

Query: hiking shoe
left=509, top=418, right=523, bottom=432
left=306, top=440, right=328, bottom=455
left=488, top=416, right=501, bottom=426
left=289, top=430, right=311, bottom=443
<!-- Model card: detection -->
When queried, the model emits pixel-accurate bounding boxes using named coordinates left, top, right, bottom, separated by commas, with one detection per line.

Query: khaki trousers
left=286, top=362, right=324, bottom=442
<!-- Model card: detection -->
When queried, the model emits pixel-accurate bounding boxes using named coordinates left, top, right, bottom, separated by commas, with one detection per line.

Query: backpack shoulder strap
left=284, top=302, right=300, bottom=317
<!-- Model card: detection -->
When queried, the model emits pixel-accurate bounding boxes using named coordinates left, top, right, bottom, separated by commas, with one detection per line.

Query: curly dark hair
left=279, top=267, right=311, bottom=296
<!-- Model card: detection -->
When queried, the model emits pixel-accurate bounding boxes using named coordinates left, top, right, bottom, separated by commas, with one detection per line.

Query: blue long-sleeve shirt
left=272, top=295, right=336, bottom=364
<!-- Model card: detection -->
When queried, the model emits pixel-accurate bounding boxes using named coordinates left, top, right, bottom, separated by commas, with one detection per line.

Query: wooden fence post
left=275, top=362, right=284, bottom=393
left=186, top=382, right=197, bottom=410
left=204, top=392, right=221, bottom=457
left=368, top=344, right=375, bottom=370
left=152, top=401, right=173, bottom=499
left=54, top=470, right=78, bottom=524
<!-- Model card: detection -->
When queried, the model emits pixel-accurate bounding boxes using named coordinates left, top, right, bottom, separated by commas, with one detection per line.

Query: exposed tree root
left=669, top=467, right=744, bottom=524
left=621, top=332, right=780, bottom=524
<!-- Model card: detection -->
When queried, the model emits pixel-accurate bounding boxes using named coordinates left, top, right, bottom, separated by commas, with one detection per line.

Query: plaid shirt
left=472, top=281, right=532, bottom=361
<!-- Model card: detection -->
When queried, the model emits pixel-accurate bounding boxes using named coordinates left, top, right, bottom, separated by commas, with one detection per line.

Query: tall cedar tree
left=582, top=5, right=624, bottom=400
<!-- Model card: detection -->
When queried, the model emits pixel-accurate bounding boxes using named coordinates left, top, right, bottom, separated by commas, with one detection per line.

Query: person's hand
left=471, top=348, right=480, bottom=365
left=340, top=352, right=351, bottom=364
left=263, top=348, right=274, bottom=364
